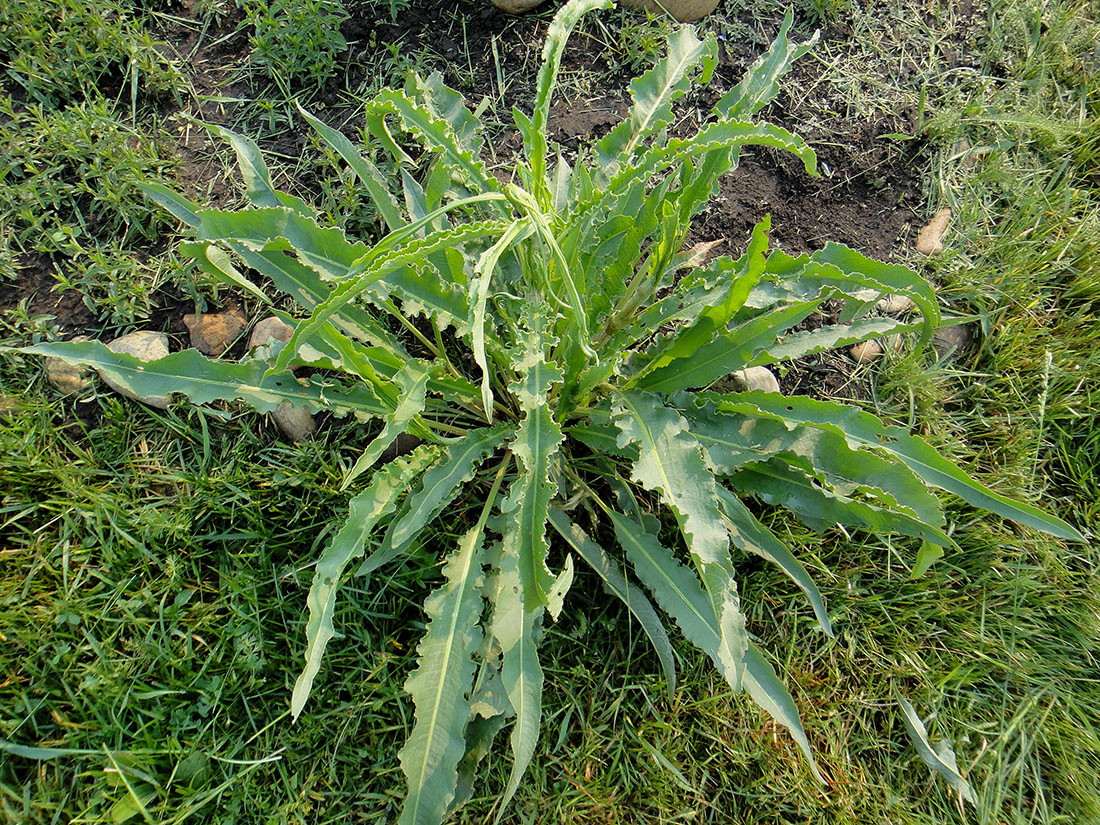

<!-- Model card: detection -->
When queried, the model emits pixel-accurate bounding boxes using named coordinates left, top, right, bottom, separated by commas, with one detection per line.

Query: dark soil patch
left=11, top=0, right=931, bottom=413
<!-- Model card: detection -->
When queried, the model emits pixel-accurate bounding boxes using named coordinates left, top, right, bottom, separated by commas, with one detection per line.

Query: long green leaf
left=296, top=102, right=405, bottom=232
left=728, top=460, right=955, bottom=547
left=897, top=693, right=975, bottom=805
left=682, top=396, right=945, bottom=527
left=272, top=219, right=510, bottom=374
left=206, top=124, right=315, bottom=216
left=609, top=508, right=823, bottom=782
left=489, top=546, right=545, bottom=824
left=548, top=507, right=676, bottom=694
left=742, top=644, right=825, bottom=783
left=594, top=26, right=717, bottom=180
left=613, top=391, right=746, bottom=688
left=342, top=360, right=432, bottom=490
left=714, top=10, right=818, bottom=120
left=399, top=522, right=489, bottom=825
left=708, top=391, right=1084, bottom=541
left=385, top=425, right=514, bottom=555
left=635, top=300, right=821, bottom=393
left=196, top=206, right=368, bottom=282
left=524, top=0, right=614, bottom=204
left=714, top=487, right=832, bottom=636
left=470, top=220, right=530, bottom=419
left=16, top=342, right=389, bottom=418
left=367, top=88, right=502, bottom=197
left=292, top=448, right=437, bottom=719
left=500, top=316, right=564, bottom=609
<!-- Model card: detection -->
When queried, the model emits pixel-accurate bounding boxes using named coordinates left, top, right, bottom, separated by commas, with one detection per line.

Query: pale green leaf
left=594, top=26, right=717, bottom=179
left=196, top=206, right=368, bottom=282
left=609, top=507, right=822, bottom=782
left=743, top=644, right=825, bottom=783
left=682, top=396, right=945, bottom=528
left=525, top=0, right=614, bottom=203
left=613, top=391, right=746, bottom=688
left=342, top=360, right=432, bottom=490
left=206, top=123, right=316, bottom=216
left=293, top=448, right=437, bottom=719
left=178, top=242, right=270, bottom=304
left=897, top=694, right=975, bottom=805
left=548, top=507, right=676, bottom=694
left=398, top=523, right=489, bottom=825
left=634, top=300, right=820, bottom=395
left=709, top=391, right=1084, bottom=541
left=17, top=342, right=389, bottom=418
left=715, top=10, right=818, bottom=120
left=139, top=182, right=200, bottom=226
left=714, top=487, right=832, bottom=636
left=383, top=424, right=513, bottom=557
left=499, top=316, right=564, bottom=610
left=296, top=102, right=405, bottom=232
left=729, top=460, right=955, bottom=548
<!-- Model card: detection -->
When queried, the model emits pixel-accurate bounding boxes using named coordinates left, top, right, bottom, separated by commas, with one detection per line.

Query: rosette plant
left=19, top=1, right=1082, bottom=822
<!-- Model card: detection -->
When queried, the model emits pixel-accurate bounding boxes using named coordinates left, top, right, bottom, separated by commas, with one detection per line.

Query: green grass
left=2, top=0, right=1099, bottom=822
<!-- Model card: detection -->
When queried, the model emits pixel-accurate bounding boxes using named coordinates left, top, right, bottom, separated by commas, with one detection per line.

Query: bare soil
left=2, top=0, right=937, bottom=402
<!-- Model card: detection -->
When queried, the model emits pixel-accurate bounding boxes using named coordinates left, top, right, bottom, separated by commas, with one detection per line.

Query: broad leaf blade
left=296, top=102, right=405, bottom=232
left=897, top=694, right=975, bottom=805
left=614, top=392, right=747, bottom=688
left=714, top=487, right=833, bottom=636
left=594, top=26, right=717, bottom=179
left=17, top=342, right=389, bottom=418
left=500, top=313, right=565, bottom=610
left=548, top=507, right=677, bottom=694
left=399, top=523, right=489, bottom=825
left=293, top=448, right=437, bottom=718
left=715, top=10, right=818, bottom=120
left=635, top=300, right=821, bottom=393
left=342, top=360, right=432, bottom=490
left=711, top=392, right=1084, bottom=541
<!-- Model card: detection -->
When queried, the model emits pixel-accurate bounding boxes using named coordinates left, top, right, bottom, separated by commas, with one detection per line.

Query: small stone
left=933, top=324, right=971, bottom=359
left=248, top=316, right=293, bottom=350
left=102, top=331, right=171, bottom=409
left=916, top=207, right=951, bottom=255
left=730, top=366, right=781, bottom=394
left=272, top=402, right=315, bottom=442
left=44, top=336, right=92, bottom=395
left=620, top=0, right=719, bottom=21
left=183, top=309, right=246, bottom=356
left=849, top=339, right=884, bottom=364
left=875, top=294, right=916, bottom=315
left=491, top=0, right=544, bottom=12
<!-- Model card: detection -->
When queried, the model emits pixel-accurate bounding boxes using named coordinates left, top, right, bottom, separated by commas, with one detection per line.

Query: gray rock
left=184, top=309, right=246, bottom=355
left=272, top=401, right=315, bottom=442
left=102, top=331, right=171, bottom=409
left=730, top=366, right=781, bottom=394
left=45, top=336, right=92, bottom=394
